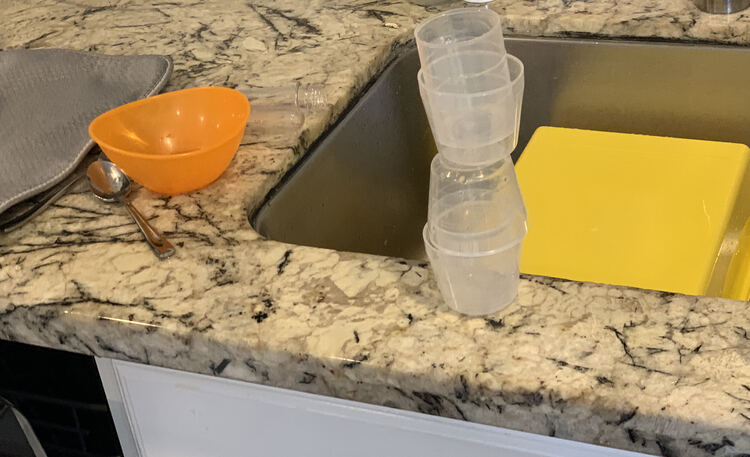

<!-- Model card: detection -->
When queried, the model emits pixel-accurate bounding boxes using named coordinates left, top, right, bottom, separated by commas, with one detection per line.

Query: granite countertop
left=1, top=1, right=749, bottom=456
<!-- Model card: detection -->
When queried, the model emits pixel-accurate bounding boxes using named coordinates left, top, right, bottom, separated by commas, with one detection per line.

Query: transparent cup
left=240, top=82, right=326, bottom=112
left=415, top=8, right=506, bottom=70
left=239, top=82, right=327, bottom=139
left=418, top=54, right=524, bottom=165
left=424, top=223, right=524, bottom=316
left=427, top=154, right=527, bottom=253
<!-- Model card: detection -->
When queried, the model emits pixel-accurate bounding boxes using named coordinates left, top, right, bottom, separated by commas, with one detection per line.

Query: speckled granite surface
left=1, top=1, right=749, bottom=456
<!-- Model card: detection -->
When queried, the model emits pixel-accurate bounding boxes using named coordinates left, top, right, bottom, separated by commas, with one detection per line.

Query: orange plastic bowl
left=89, top=87, right=250, bottom=195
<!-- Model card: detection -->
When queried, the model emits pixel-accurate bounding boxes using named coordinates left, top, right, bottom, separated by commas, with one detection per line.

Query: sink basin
left=252, top=37, right=750, bottom=261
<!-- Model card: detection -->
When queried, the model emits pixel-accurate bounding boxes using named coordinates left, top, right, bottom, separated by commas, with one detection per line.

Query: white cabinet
left=97, top=358, right=647, bottom=457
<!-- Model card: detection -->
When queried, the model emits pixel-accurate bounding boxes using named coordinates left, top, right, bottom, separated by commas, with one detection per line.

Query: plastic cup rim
left=418, top=54, right=524, bottom=97
left=423, top=223, right=526, bottom=257
left=421, top=51, right=509, bottom=83
left=431, top=152, right=513, bottom=172
left=434, top=148, right=514, bottom=167
left=430, top=220, right=527, bottom=243
left=427, top=206, right=527, bottom=242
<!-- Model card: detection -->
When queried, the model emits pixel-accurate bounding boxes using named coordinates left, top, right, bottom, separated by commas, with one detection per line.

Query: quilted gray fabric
left=0, top=49, right=172, bottom=215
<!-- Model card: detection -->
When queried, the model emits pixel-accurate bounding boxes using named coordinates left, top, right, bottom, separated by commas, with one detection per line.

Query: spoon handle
left=123, top=201, right=175, bottom=259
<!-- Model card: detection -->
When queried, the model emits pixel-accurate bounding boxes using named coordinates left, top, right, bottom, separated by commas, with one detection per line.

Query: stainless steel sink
left=252, top=37, right=750, bottom=260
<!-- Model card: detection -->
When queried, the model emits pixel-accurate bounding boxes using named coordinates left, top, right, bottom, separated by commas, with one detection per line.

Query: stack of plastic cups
left=416, top=8, right=527, bottom=316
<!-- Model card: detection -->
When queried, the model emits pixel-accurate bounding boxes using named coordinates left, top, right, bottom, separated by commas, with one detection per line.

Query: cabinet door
left=99, top=359, right=647, bottom=457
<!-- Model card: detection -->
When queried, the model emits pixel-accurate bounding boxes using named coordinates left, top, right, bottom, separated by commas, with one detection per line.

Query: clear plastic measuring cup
left=418, top=54, right=524, bottom=165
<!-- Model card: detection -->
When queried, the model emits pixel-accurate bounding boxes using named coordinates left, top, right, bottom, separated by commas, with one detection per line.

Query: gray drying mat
left=0, top=48, right=173, bottom=216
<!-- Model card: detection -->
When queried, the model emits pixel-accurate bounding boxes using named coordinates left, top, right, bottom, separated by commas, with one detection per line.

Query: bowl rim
left=88, top=86, right=250, bottom=160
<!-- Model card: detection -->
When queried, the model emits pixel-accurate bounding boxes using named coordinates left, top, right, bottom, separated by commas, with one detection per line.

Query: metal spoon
left=87, top=161, right=175, bottom=259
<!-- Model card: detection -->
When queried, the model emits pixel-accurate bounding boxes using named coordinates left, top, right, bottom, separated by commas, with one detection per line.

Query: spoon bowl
left=87, top=160, right=132, bottom=202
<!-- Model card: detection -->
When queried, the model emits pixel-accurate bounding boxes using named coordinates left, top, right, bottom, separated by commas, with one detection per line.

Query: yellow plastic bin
left=516, top=127, right=750, bottom=300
